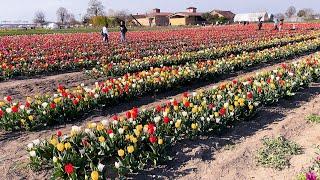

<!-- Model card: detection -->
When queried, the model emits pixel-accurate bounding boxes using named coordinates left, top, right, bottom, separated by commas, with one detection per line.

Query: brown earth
left=0, top=54, right=319, bottom=180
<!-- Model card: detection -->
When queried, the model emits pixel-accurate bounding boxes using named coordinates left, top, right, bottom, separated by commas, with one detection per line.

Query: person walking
left=257, top=17, right=263, bottom=30
left=101, top=23, right=109, bottom=43
left=120, top=21, right=128, bottom=42
left=279, top=19, right=284, bottom=31
left=274, top=19, right=279, bottom=30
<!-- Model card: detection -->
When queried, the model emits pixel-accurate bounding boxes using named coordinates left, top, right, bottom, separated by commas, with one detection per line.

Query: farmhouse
left=169, top=7, right=205, bottom=26
left=234, top=12, right=269, bottom=22
left=210, top=10, right=235, bottom=22
left=132, top=8, right=172, bottom=26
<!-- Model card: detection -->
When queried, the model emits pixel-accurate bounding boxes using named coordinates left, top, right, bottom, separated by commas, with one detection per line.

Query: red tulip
left=56, top=130, right=62, bottom=137
left=50, top=103, right=56, bottom=109
left=149, top=136, right=157, bottom=144
left=64, top=163, right=74, bottom=175
left=6, top=96, right=12, bottom=102
left=156, top=105, right=162, bottom=112
left=107, top=129, right=113, bottom=134
left=126, top=111, right=131, bottom=119
left=148, top=123, right=155, bottom=134
left=184, top=101, right=190, bottom=107
left=247, top=92, right=253, bottom=99
left=163, top=116, right=170, bottom=124
left=219, top=107, right=226, bottom=116
left=11, top=106, right=18, bottom=113
left=112, top=115, right=118, bottom=121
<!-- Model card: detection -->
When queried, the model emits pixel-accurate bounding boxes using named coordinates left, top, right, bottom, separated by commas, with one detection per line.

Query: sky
left=0, top=0, right=319, bottom=22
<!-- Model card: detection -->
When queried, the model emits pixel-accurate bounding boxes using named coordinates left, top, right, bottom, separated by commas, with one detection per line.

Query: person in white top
left=102, top=23, right=109, bottom=43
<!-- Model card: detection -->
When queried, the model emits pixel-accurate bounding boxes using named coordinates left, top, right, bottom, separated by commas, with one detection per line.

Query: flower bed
left=27, top=53, right=320, bottom=179
left=0, top=25, right=318, bottom=80
left=87, top=32, right=320, bottom=77
left=1, top=38, right=320, bottom=131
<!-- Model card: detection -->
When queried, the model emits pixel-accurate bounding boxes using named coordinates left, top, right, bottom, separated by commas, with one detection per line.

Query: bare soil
left=0, top=54, right=319, bottom=180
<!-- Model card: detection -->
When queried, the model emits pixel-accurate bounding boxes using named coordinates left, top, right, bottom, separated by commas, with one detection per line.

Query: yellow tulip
left=127, top=145, right=134, bottom=154
left=131, top=137, right=138, bottom=143
left=229, top=105, right=234, bottom=111
left=64, top=142, right=71, bottom=150
left=50, top=138, right=58, bottom=146
left=158, top=138, right=164, bottom=145
left=249, top=105, right=254, bottom=110
left=214, top=112, right=219, bottom=117
left=118, top=149, right=125, bottom=157
left=0, top=101, right=5, bottom=107
left=98, top=136, right=105, bottom=143
left=56, top=143, right=65, bottom=152
left=136, top=125, right=143, bottom=132
left=174, top=106, right=179, bottom=111
left=91, top=171, right=99, bottom=180
left=28, top=115, right=34, bottom=121
left=175, top=120, right=182, bottom=128
left=96, top=124, right=104, bottom=131
left=191, top=123, right=198, bottom=130
left=234, top=101, right=239, bottom=107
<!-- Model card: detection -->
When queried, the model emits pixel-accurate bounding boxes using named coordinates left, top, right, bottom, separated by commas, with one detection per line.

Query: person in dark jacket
left=120, top=21, right=127, bottom=42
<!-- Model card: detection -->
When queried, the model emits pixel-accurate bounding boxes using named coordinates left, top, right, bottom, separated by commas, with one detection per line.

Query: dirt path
left=174, top=87, right=320, bottom=180
left=0, top=71, right=106, bottom=101
left=0, top=55, right=319, bottom=179
left=134, top=81, right=320, bottom=180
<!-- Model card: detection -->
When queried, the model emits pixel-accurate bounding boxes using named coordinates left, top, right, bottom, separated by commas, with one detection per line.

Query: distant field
left=0, top=25, right=199, bottom=36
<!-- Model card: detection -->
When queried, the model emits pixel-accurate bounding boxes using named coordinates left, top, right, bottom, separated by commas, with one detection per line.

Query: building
left=169, top=7, right=205, bottom=26
left=234, top=12, right=269, bottom=22
left=210, top=10, right=235, bottom=21
left=131, top=8, right=172, bottom=26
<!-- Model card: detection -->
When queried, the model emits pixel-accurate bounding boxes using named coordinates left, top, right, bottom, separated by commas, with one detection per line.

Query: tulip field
left=1, top=23, right=320, bottom=179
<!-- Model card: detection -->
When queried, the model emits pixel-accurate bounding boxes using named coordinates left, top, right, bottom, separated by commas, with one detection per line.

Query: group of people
left=101, top=21, right=128, bottom=44
left=256, top=18, right=285, bottom=31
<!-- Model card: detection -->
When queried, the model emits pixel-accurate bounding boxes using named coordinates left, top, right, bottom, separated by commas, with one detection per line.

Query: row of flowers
left=1, top=38, right=320, bottom=131
left=86, top=32, right=320, bottom=78
left=0, top=26, right=317, bottom=80
left=27, top=53, right=320, bottom=179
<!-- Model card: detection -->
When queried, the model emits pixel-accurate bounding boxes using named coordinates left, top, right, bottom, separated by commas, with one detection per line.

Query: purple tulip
left=306, top=171, right=317, bottom=180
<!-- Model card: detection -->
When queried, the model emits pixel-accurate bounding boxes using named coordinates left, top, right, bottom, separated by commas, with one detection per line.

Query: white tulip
left=29, top=151, right=36, bottom=157
left=98, top=163, right=105, bottom=172
left=32, top=139, right=40, bottom=146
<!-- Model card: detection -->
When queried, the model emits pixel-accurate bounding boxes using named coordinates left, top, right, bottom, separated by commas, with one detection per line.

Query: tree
left=114, top=10, right=130, bottom=21
left=285, top=6, right=296, bottom=18
left=68, top=14, right=79, bottom=25
left=87, top=0, right=105, bottom=17
left=202, top=12, right=215, bottom=23
left=303, top=8, right=315, bottom=19
left=297, top=10, right=306, bottom=17
left=56, top=7, right=69, bottom=24
left=33, top=11, right=46, bottom=24
left=274, top=13, right=285, bottom=20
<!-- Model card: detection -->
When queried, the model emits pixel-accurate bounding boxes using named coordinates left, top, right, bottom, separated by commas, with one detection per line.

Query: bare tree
left=297, top=10, right=306, bottom=17
left=87, top=0, right=105, bottom=17
left=68, top=14, right=79, bottom=25
left=303, top=8, right=315, bottom=19
left=114, top=10, right=130, bottom=21
left=56, top=7, right=69, bottom=24
left=285, top=6, right=296, bottom=18
left=274, top=13, right=285, bottom=20
left=33, top=11, right=46, bottom=24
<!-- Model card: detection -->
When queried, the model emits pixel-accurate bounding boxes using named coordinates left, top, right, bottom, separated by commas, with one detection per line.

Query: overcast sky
left=0, top=0, right=319, bottom=22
